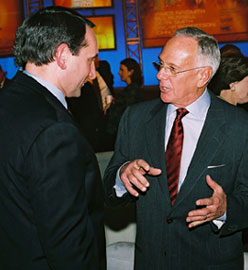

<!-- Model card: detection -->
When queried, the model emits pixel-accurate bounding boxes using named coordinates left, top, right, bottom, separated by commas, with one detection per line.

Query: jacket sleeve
left=26, top=122, right=100, bottom=270
left=220, top=121, right=248, bottom=236
left=103, top=107, right=136, bottom=207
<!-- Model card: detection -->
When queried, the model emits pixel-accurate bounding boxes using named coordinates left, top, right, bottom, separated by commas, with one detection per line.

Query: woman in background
left=208, top=55, right=248, bottom=110
left=105, top=58, right=144, bottom=147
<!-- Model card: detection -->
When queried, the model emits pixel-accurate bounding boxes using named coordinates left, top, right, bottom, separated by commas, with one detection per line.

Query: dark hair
left=174, top=27, right=220, bottom=78
left=120, top=58, right=143, bottom=86
left=208, top=56, right=248, bottom=95
left=14, top=6, right=94, bottom=69
left=220, top=44, right=243, bottom=57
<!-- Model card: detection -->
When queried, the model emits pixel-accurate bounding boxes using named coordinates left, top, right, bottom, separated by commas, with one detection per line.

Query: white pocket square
left=207, top=164, right=226, bottom=169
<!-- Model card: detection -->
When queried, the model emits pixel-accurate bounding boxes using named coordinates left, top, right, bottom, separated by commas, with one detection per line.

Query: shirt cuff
left=113, top=162, right=130, bottom=197
left=212, top=212, right=226, bottom=229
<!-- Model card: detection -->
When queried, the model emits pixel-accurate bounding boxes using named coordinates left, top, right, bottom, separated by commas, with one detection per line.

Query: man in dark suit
left=104, top=27, right=248, bottom=269
left=0, top=6, right=106, bottom=270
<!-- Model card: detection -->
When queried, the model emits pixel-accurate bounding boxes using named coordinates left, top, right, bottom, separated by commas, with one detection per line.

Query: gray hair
left=173, top=27, right=220, bottom=79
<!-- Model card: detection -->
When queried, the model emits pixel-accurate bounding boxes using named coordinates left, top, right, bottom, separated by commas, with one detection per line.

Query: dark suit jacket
left=0, top=71, right=106, bottom=270
left=104, top=91, right=248, bottom=270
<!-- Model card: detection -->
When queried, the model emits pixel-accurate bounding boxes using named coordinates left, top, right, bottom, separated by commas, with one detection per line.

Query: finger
left=196, top=197, right=213, bottom=207
left=135, top=160, right=162, bottom=176
left=122, top=167, right=150, bottom=193
left=121, top=175, right=139, bottom=197
left=130, top=169, right=150, bottom=189
left=136, top=159, right=150, bottom=171
left=133, top=163, right=140, bottom=170
left=147, top=167, right=162, bottom=176
left=186, top=214, right=206, bottom=222
left=206, top=174, right=220, bottom=191
left=188, top=208, right=209, bottom=218
left=188, top=219, right=208, bottom=228
left=187, top=206, right=216, bottom=223
left=133, top=159, right=161, bottom=176
left=120, top=161, right=149, bottom=195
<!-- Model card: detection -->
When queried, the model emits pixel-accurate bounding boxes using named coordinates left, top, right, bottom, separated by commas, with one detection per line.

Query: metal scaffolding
left=25, top=0, right=43, bottom=17
left=25, top=0, right=143, bottom=68
left=122, top=0, right=142, bottom=68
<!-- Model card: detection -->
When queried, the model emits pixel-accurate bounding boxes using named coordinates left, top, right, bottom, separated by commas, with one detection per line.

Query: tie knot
left=176, top=108, right=188, bottom=120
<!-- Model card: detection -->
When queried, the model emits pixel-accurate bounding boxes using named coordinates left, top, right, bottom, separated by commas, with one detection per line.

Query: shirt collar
left=167, top=88, right=210, bottom=119
left=23, top=70, right=68, bottom=109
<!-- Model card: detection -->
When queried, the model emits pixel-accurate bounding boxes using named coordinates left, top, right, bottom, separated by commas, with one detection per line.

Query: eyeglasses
left=152, top=61, right=209, bottom=77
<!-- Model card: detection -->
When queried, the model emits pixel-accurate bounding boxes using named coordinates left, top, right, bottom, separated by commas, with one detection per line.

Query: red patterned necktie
left=165, top=108, right=188, bottom=205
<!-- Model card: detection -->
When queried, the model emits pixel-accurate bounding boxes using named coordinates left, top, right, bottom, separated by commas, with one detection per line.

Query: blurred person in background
left=220, top=43, right=243, bottom=57
left=208, top=55, right=248, bottom=111
left=105, top=57, right=144, bottom=147
left=67, top=56, right=114, bottom=152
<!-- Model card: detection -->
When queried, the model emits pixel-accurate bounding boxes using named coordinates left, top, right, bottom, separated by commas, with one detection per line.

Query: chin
left=160, top=92, right=171, bottom=104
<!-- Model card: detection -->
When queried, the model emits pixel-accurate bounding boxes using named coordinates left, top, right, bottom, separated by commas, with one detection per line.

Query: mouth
left=160, top=85, right=170, bottom=92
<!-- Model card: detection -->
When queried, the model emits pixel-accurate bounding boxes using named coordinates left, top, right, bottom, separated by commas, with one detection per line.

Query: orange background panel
left=54, top=0, right=112, bottom=8
left=140, top=0, right=248, bottom=48
left=86, top=16, right=115, bottom=50
left=0, top=0, right=24, bottom=56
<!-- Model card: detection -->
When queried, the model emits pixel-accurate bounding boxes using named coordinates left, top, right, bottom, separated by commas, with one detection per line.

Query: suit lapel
left=145, top=101, right=171, bottom=201
left=174, top=95, right=227, bottom=208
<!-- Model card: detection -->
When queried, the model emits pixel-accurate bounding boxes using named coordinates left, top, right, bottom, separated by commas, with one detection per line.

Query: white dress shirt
left=165, top=89, right=210, bottom=190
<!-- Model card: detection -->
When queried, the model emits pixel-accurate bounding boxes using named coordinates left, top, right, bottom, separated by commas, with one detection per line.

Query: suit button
left=167, top=218, right=173, bottom=224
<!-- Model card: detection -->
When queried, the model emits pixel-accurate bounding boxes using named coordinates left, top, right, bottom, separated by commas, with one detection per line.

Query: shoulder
left=123, top=98, right=165, bottom=120
left=125, top=83, right=141, bottom=92
left=0, top=77, right=73, bottom=141
left=210, top=91, right=248, bottom=127
left=129, top=97, right=162, bottom=109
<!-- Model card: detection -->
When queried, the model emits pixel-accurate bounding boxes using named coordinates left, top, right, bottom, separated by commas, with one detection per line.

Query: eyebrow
left=158, top=57, right=179, bottom=68
left=90, top=54, right=98, bottom=62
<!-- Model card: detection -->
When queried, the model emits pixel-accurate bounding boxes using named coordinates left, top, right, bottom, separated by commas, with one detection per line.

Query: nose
left=157, top=67, right=169, bottom=80
left=88, top=61, right=96, bottom=80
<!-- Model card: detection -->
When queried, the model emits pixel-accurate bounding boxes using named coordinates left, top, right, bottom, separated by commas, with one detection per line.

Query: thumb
left=148, top=167, right=162, bottom=176
left=206, top=174, right=218, bottom=191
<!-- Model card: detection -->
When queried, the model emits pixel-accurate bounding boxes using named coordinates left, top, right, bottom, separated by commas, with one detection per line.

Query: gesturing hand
left=186, top=175, right=227, bottom=228
left=120, top=159, right=161, bottom=197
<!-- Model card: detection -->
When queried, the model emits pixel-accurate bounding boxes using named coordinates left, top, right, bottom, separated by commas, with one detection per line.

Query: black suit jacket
left=104, top=91, right=248, bottom=270
left=0, top=71, right=106, bottom=269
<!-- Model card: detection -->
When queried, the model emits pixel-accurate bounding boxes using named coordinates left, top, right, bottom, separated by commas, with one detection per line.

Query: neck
left=126, top=78, right=132, bottom=85
left=220, top=89, right=238, bottom=106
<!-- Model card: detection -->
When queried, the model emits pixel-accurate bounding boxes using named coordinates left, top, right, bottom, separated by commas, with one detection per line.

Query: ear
left=128, top=69, right=134, bottom=77
left=197, top=66, right=212, bottom=88
left=55, top=43, right=71, bottom=70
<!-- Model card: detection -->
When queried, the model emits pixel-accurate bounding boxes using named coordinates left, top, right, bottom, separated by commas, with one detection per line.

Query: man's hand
left=186, top=175, right=227, bottom=228
left=120, top=159, right=161, bottom=197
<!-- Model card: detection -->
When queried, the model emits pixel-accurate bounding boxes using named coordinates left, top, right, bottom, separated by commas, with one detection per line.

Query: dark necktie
left=165, top=108, right=188, bottom=205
